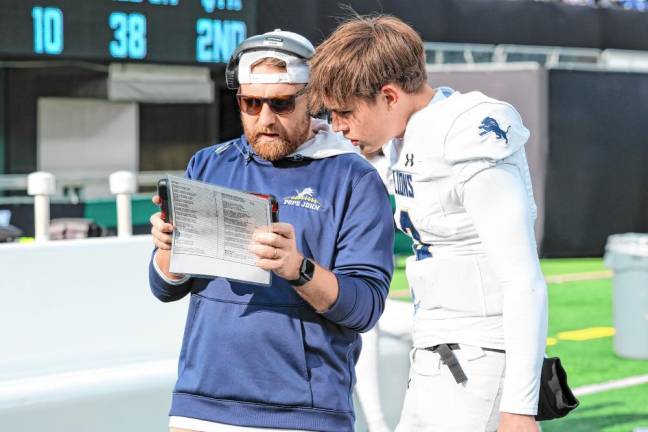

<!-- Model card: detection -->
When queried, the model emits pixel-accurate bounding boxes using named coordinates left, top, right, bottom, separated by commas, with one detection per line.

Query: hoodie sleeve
left=321, top=170, right=395, bottom=333
left=148, top=249, right=193, bottom=302
left=148, top=154, right=199, bottom=303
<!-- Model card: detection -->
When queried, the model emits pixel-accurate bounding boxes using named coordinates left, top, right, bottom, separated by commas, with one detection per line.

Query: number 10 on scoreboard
left=32, top=6, right=64, bottom=55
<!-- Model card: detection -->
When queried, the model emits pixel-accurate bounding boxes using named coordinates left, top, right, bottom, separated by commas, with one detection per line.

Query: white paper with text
left=167, top=175, right=272, bottom=285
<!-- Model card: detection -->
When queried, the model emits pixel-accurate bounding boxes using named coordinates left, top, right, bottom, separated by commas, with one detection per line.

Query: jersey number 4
left=399, top=210, right=432, bottom=259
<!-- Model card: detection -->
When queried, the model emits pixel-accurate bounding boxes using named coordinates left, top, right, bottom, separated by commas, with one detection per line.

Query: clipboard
left=156, top=175, right=280, bottom=285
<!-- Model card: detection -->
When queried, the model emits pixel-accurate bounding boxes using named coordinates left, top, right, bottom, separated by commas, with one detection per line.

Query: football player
left=308, top=14, right=548, bottom=432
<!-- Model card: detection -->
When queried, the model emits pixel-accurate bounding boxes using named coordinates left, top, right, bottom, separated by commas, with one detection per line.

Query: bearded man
left=148, top=30, right=394, bottom=432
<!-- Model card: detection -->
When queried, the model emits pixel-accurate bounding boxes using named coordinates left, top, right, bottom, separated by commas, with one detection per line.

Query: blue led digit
left=128, top=13, right=147, bottom=59
left=44, top=8, right=63, bottom=54
left=110, top=12, right=147, bottom=59
left=109, top=12, right=128, bottom=58
left=32, top=7, right=63, bottom=55
left=212, top=20, right=229, bottom=63
left=196, top=18, right=213, bottom=62
left=228, top=20, right=247, bottom=51
left=32, top=7, right=43, bottom=54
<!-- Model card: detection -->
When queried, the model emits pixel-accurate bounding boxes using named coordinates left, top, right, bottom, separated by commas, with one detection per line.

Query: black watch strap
left=288, top=257, right=315, bottom=286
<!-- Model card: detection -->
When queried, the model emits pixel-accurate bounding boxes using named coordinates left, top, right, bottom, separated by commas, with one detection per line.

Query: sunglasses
left=236, top=88, right=306, bottom=116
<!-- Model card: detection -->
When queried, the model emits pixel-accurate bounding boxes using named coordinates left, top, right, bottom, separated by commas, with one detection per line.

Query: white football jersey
left=386, top=87, right=536, bottom=259
left=386, top=88, right=548, bottom=415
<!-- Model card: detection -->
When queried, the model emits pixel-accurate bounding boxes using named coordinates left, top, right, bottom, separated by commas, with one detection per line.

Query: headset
left=225, top=29, right=315, bottom=90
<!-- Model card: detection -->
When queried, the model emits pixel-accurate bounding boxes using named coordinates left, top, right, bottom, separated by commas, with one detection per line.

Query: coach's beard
left=244, top=117, right=311, bottom=162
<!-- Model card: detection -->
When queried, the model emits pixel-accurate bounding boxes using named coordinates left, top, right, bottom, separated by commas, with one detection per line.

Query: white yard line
left=544, top=270, right=613, bottom=284
left=573, top=374, right=648, bottom=397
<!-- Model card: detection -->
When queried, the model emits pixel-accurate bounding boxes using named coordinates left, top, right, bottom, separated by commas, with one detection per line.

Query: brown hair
left=250, top=57, right=287, bottom=71
left=307, top=14, right=426, bottom=113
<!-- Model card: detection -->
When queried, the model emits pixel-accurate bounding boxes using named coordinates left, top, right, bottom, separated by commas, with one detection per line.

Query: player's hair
left=250, top=57, right=287, bottom=71
left=308, top=14, right=427, bottom=113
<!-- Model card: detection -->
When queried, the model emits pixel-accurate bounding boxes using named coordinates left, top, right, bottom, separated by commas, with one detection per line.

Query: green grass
left=390, top=258, right=409, bottom=295
left=543, top=384, right=648, bottom=432
left=540, top=258, right=607, bottom=276
left=546, top=278, right=648, bottom=387
left=389, top=257, right=648, bottom=430
left=391, top=257, right=608, bottom=295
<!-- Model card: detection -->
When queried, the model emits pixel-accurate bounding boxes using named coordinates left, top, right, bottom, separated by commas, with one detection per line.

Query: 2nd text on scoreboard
left=0, top=0, right=257, bottom=64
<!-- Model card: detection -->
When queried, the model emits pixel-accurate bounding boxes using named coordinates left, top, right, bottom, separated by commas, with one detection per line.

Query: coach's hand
left=150, top=195, right=174, bottom=250
left=498, top=413, right=539, bottom=432
left=149, top=195, right=187, bottom=282
left=251, top=223, right=303, bottom=281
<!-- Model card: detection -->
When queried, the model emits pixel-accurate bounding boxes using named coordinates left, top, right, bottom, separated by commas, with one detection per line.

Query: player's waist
left=407, top=238, right=486, bottom=261
left=411, top=313, right=504, bottom=350
left=406, top=254, right=503, bottom=317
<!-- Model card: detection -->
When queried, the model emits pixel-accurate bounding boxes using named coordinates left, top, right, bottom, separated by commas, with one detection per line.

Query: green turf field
left=389, top=258, right=648, bottom=432
left=540, top=258, right=607, bottom=276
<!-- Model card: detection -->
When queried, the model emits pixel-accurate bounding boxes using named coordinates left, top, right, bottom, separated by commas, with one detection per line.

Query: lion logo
left=478, top=117, right=511, bottom=143
left=295, top=187, right=316, bottom=199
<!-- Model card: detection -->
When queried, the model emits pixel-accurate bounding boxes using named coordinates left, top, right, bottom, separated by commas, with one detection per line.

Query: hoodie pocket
left=176, top=295, right=313, bottom=407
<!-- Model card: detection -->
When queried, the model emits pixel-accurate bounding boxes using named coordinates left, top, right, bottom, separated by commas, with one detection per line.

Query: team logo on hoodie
left=282, top=188, right=323, bottom=211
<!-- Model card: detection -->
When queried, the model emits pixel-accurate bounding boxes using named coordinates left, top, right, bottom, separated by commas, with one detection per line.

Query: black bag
left=535, top=357, right=579, bottom=421
left=0, top=225, right=22, bottom=243
left=49, top=218, right=107, bottom=240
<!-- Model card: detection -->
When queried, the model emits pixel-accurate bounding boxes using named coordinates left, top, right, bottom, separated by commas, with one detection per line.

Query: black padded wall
left=543, top=69, right=648, bottom=257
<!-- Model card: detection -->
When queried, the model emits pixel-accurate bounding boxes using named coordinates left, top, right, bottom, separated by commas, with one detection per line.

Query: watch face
left=302, top=258, right=316, bottom=281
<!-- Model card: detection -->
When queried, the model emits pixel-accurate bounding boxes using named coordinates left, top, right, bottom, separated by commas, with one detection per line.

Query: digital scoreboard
left=0, top=0, right=257, bottom=65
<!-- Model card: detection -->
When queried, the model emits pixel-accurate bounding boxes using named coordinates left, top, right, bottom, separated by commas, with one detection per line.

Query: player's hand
left=150, top=195, right=174, bottom=250
left=498, top=413, right=539, bottom=432
left=250, top=223, right=303, bottom=281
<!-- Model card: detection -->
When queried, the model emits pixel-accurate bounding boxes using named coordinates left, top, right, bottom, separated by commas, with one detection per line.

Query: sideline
left=544, top=270, right=612, bottom=284
left=573, top=374, right=648, bottom=397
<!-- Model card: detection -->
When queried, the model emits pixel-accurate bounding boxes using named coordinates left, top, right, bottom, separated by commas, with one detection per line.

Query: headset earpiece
left=225, top=50, right=242, bottom=90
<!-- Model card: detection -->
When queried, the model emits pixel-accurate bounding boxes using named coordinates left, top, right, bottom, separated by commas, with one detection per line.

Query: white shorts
left=395, top=345, right=505, bottom=432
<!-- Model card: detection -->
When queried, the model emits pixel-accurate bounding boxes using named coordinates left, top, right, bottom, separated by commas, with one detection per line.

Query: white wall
left=0, top=236, right=187, bottom=431
left=37, top=98, right=138, bottom=197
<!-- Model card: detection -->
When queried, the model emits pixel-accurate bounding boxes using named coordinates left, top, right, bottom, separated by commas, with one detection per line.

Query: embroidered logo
left=478, top=117, right=510, bottom=143
left=282, top=187, right=323, bottom=211
left=404, top=153, right=415, bottom=167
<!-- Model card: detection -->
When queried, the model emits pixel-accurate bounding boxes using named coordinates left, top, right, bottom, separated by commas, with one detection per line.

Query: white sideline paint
left=573, top=374, right=648, bottom=397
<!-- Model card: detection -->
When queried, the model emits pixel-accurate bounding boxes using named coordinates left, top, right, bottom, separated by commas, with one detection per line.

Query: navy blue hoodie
left=149, top=122, right=394, bottom=431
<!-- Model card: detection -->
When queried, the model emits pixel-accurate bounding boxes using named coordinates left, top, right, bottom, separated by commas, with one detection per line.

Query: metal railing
left=424, top=42, right=648, bottom=71
left=0, top=170, right=183, bottom=193
left=0, top=170, right=181, bottom=241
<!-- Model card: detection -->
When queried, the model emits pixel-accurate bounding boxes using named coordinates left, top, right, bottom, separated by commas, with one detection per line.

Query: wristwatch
left=287, top=257, right=316, bottom=286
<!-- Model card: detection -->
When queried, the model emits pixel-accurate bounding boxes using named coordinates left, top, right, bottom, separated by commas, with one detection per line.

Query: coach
left=148, top=29, right=394, bottom=432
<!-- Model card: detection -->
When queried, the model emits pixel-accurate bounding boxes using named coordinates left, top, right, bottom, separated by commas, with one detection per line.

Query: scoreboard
left=0, top=0, right=257, bottom=65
